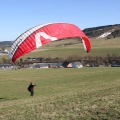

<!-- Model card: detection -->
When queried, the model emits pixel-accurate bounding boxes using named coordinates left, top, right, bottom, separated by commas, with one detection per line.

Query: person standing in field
left=28, top=82, right=36, bottom=96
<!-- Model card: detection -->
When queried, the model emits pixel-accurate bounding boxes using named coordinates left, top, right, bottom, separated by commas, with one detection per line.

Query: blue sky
left=0, top=0, right=120, bottom=41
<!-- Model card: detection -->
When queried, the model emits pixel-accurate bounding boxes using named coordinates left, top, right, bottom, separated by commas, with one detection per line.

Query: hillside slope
left=83, top=24, right=120, bottom=39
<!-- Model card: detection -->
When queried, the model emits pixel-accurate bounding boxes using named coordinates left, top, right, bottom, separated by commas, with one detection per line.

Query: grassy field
left=0, top=37, right=120, bottom=119
left=23, top=37, right=120, bottom=59
left=1, top=37, right=120, bottom=62
left=0, top=67, right=120, bottom=120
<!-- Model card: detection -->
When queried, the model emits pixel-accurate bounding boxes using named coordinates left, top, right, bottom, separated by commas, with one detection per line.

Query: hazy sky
left=0, top=0, right=120, bottom=41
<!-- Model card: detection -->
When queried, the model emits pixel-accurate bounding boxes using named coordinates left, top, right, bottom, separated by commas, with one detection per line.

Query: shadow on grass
left=0, top=97, right=18, bottom=101
left=0, top=98, right=4, bottom=99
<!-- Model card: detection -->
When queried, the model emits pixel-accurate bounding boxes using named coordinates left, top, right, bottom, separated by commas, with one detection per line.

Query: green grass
left=0, top=37, right=120, bottom=119
left=21, top=37, right=120, bottom=60
left=1, top=37, right=120, bottom=61
left=0, top=67, right=120, bottom=120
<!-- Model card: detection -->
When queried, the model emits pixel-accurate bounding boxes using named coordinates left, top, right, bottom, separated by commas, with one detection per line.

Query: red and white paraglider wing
left=9, top=23, right=91, bottom=62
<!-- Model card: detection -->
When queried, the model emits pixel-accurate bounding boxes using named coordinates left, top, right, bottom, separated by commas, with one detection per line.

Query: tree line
left=1, top=53, right=120, bottom=67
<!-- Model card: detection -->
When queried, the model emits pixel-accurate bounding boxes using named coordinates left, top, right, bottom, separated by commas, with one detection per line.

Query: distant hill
left=0, top=24, right=120, bottom=46
left=83, top=24, right=120, bottom=39
left=0, top=41, right=13, bottom=46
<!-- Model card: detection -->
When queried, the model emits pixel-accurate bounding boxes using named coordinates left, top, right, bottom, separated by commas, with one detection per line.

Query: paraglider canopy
left=9, top=22, right=91, bottom=62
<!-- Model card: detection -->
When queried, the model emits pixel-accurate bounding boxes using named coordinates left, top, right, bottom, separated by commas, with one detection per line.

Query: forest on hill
left=83, top=24, right=120, bottom=39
